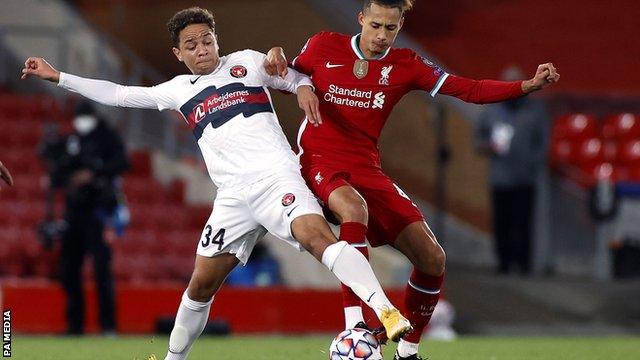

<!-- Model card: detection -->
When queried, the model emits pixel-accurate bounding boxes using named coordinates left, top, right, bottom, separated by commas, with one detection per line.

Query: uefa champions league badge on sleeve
left=421, top=57, right=444, bottom=76
left=353, top=59, right=369, bottom=79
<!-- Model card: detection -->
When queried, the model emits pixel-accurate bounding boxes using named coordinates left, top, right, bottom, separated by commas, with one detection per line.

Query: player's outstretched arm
left=264, top=47, right=288, bottom=78
left=438, top=63, right=560, bottom=104
left=0, top=161, right=14, bottom=190
left=521, top=63, right=560, bottom=94
left=21, top=57, right=163, bottom=110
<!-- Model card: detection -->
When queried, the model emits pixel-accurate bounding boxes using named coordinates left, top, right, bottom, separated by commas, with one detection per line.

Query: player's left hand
left=297, top=85, right=322, bottom=126
left=0, top=161, right=14, bottom=190
left=522, top=63, right=560, bottom=93
left=265, top=47, right=288, bottom=78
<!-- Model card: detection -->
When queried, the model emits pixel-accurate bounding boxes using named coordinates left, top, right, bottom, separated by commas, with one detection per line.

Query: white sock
left=322, top=241, right=394, bottom=318
left=344, top=306, right=365, bottom=329
left=396, top=339, right=420, bottom=358
left=164, top=292, right=213, bottom=360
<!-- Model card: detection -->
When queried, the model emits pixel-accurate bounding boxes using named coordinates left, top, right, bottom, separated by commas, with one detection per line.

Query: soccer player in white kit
left=21, top=7, right=411, bottom=359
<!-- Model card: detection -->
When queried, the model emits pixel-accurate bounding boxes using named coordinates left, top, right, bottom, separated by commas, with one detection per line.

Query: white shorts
left=196, top=169, right=323, bottom=264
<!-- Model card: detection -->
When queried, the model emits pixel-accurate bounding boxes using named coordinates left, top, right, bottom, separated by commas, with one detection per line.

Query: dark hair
left=363, top=0, right=414, bottom=13
left=167, top=7, right=215, bottom=47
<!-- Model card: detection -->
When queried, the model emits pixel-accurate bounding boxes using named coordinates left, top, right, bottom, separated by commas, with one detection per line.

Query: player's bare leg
left=327, top=185, right=372, bottom=329
left=165, top=253, right=239, bottom=360
left=291, top=214, right=411, bottom=341
left=392, top=221, right=446, bottom=359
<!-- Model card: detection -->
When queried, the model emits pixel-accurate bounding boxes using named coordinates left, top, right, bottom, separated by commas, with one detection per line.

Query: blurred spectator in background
left=475, top=66, right=550, bottom=275
left=0, top=161, right=14, bottom=189
left=40, top=100, right=129, bottom=334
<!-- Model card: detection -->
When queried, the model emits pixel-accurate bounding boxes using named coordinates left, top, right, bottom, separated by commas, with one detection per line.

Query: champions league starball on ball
left=329, top=328, right=383, bottom=360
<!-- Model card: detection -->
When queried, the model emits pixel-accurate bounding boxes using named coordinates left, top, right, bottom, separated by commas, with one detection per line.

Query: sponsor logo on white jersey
left=194, top=103, right=207, bottom=123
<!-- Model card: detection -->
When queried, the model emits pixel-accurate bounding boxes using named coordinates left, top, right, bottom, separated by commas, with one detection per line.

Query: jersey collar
left=351, top=34, right=391, bottom=60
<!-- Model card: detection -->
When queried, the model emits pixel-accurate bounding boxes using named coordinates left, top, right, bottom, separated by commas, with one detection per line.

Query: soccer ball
left=329, top=328, right=383, bottom=360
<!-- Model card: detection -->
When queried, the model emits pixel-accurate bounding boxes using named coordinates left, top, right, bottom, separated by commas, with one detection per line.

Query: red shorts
left=301, top=163, right=425, bottom=247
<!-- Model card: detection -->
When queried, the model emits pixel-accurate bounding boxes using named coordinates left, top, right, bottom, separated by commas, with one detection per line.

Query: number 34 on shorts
left=201, top=225, right=226, bottom=250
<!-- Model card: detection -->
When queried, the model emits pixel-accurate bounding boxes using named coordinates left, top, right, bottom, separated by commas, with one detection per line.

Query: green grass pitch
left=11, top=335, right=639, bottom=359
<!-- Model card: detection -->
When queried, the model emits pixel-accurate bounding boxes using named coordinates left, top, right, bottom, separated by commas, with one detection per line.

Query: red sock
left=403, top=269, right=444, bottom=343
left=339, top=222, right=369, bottom=308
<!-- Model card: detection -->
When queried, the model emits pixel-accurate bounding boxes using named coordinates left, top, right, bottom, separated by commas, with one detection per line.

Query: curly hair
left=363, top=0, right=414, bottom=13
left=167, top=7, right=215, bottom=47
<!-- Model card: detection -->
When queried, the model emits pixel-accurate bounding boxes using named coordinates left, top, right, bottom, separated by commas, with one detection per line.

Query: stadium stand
left=402, top=0, right=640, bottom=96
left=0, top=93, right=210, bottom=283
left=550, top=112, right=640, bottom=186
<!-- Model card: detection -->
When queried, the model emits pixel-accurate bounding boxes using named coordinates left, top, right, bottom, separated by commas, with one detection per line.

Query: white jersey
left=58, top=49, right=312, bottom=189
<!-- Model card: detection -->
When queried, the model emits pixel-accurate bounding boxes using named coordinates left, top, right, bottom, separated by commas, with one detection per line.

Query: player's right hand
left=297, top=85, right=322, bottom=127
left=0, top=161, right=14, bottom=190
left=21, top=57, right=60, bottom=83
left=264, top=47, right=288, bottom=79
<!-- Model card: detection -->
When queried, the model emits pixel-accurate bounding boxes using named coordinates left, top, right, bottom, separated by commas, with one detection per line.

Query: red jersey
left=292, top=31, right=524, bottom=168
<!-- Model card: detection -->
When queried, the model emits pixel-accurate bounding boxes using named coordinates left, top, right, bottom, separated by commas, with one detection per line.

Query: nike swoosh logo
left=190, top=76, right=203, bottom=84
left=286, top=205, right=299, bottom=217
left=366, top=292, right=376, bottom=303
left=325, top=62, right=344, bottom=69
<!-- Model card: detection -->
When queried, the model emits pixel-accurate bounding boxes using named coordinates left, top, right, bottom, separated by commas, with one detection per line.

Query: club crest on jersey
left=230, top=65, right=247, bottom=78
left=379, top=65, right=393, bottom=85
left=314, top=171, right=324, bottom=184
left=282, top=193, right=296, bottom=206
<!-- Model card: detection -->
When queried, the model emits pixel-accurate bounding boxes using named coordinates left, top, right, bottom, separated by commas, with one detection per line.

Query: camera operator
left=41, top=100, right=129, bottom=334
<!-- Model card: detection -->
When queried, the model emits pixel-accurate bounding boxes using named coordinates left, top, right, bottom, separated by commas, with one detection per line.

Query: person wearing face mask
left=475, top=66, right=551, bottom=275
left=42, top=99, right=129, bottom=334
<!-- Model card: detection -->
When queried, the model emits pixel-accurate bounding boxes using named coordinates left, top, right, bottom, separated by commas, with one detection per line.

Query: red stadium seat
left=2, top=148, right=42, bottom=175
left=552, top=113, right=599, bottom=141
left=618, top=140, right=640, bottom=166
left=123, top=175, right=164, bottom=204
left=188, top=206, right=212, bottom=230
left=629, top=166, right=640, bottom=182
left=575, top=138, right=605, bottom=167
left=602, top=140, right=619, bottom=163
left=602, top=113, right=640, bottom=141
left=581, top=162, right=628, bottom=183
left=129, top=151, right=152, bottom=177
left=549, top=138, right=576, bottom=168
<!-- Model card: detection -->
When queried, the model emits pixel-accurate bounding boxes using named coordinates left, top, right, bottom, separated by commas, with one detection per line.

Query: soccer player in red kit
left=266, top=1, right=559, bottom=358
